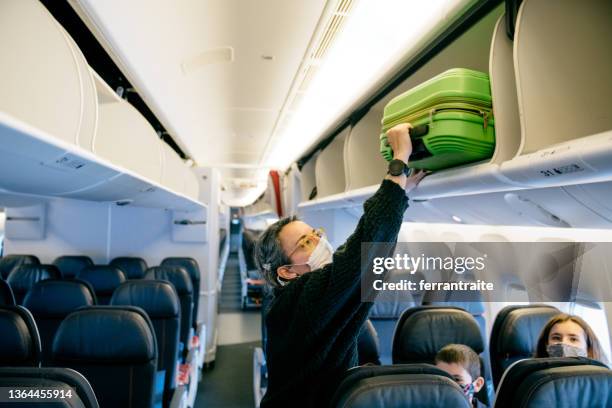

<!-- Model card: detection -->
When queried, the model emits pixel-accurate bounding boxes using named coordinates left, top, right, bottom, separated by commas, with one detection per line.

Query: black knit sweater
left=261, top=179, right=409, bottom=408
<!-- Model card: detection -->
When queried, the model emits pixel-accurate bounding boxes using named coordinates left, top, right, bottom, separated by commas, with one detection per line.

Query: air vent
left=181, top=47, right=235, bottom=75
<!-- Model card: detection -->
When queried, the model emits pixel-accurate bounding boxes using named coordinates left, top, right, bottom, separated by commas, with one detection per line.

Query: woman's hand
left=386, top=123, right=413, bottom=163
left=405, top=169, right=429, bottom=193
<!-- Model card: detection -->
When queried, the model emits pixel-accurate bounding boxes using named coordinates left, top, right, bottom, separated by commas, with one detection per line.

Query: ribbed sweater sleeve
left=296, top=178, right=409, bottom=329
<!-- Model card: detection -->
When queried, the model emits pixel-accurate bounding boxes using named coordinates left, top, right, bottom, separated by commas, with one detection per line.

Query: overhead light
left=265, top=0, right=469, bottom=170
left=452, top=215, right=463, bottom=223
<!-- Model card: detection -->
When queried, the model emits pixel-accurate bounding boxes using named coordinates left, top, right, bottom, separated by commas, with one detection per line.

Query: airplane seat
left=330, top=364, right=471, bottom=408
left=241, top=229, right=265, bottom=308
left=357, top=319, right=381, bottom=365
left=0, top=367, right=99, bottom=408
left=0, top=254, right=40, bottom=280
left=53, top=255, right=94, bottom=279
left=495, top=357, right=612, bottom=408
left=367, top=268, right=420, bottom=366
left=7, top=264, right=60, bottom=304
left=110, top=256, right=148, bottom=280
left=489, top=304, right=560, bottom=388
left=160, top=257, right=200, bottom=327
left=422, top=290, right=492, bottom=400
left=77, top=266, right=126, bottom=305
left=23, top=279, right=95, bottom=365
left=145, top=266, right=193, bottom=355
left=0, top=305, right=41, bottom=367
left=0, top=280, right=16, bottom=305
left=51, top=306, right=158, bottom=408
left=392, top=305, right=491, bottom=406
left=111, top=280, right=181, bottom=407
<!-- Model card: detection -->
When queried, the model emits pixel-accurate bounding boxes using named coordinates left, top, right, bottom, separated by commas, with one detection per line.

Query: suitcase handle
left=381, top=124, right=430, bottom=161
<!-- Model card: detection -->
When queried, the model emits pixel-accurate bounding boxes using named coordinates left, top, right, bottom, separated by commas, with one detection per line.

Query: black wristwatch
left=387, top=159, right=410, bottom=176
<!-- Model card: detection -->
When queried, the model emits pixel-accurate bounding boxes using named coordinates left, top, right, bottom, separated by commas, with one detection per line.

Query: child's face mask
left=546, top=342, right=587, bottom=358
left=459, top=381, right=476, bottom=400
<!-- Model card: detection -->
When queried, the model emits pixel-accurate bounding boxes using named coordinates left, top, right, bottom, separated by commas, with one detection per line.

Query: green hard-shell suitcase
left=380, top=68, right=495, bottom=171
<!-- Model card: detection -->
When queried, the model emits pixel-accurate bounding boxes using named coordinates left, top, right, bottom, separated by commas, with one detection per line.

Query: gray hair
left=254, top=215, right=298, bottom=288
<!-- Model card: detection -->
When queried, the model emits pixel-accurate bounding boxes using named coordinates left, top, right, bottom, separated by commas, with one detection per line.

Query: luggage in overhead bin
left=380, top=68, right=495, bottom=171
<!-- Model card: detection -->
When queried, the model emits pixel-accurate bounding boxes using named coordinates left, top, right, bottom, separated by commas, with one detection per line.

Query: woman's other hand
left=405, top=169, right=429, bottom=193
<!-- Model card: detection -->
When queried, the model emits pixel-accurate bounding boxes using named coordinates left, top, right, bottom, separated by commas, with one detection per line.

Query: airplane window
left=571, top=302, right=611, bottom=362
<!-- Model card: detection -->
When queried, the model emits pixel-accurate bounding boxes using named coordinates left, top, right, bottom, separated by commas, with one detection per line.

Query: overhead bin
left=344, top=109, right=387, bottom=190
left=315, top=128, right=349, bottom=198
left=300, top=152, right=318, bottom=201
left=0, top=0, right=98, bottom=149
left=512, top=0, right=612, bottom=155
left=95, top=99, right=164, bottom=184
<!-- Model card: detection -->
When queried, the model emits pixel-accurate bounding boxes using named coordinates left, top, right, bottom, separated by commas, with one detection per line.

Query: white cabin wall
left=194, top=167, right=222, bottom=363
left=5, top=200, right=110, bottom=263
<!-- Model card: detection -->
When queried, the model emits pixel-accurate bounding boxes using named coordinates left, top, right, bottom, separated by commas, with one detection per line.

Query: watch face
left=389, top=159, right=405, bottom=176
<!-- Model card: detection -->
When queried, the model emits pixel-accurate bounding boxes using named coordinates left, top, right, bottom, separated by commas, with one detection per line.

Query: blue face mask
left=459, top=382, right=475, bottom=400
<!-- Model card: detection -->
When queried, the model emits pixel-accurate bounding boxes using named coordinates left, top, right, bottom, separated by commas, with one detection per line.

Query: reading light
left=266, top=0, right=470, bottom=170
left=452, top=215, right=463, bottom=223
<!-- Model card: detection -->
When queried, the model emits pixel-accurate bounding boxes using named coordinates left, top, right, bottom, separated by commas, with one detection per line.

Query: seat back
left=331, top=364, right=471, bottom=408
left=111, top=280, right=180, bottom=406
left=52, top=306, right=157, bottom=408
left=0, top=305, right=41, bottom=367
left=357, top=319, right=380, bottom=366
left=52, top=256, right=94, bottom=279
left=0, top=367, right=99, bottom=408
left=0, top=254, right=40, bottom=280
left=495, top=357, right=608, bottom=408
left=110, top=257, right=148, bottom=280
left=77, top=266, right=126, bottom=305
left=23, top=279, right=95, bottom=364
left=7, top=264, right=60, bottom=304
left=0, top=280, right=16, bottom=305
left=392, top=306, right=489, bottom=405
left=367, top=269, right=421, bottom=365
left=160, top=258, right=200, bottom=327
left=145, top=266, right=193, bottom=351
left=489, top=304, right=559, bottom=387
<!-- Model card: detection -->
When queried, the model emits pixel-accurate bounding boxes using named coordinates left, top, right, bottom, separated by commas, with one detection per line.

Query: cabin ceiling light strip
left=264, top=0, right=471, bottom=170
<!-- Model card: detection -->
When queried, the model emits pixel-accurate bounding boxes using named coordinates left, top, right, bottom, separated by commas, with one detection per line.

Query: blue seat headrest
left=160, top=258, right=200, bottom=282
left=0, top=255, right=40, bottom=279
left=111, top=280, right=180, bottom=318
left=7, top=265, right=60, bottom=293
left=495, top=357, right=608, bottom=408
left=0, top=367, right=99, bottom=408
left=52, top=256, right=94, bottom=279
left=110, top=257, right=148, bottom=280
left=511, top=362, right=612, bottom=408
left=52, top=306, right=156, bottom=363
left=332, top=364, right=469, bottom=408
left=0, top=306, right=41, bottom=366
left=0, top=280, right=16, bottom=306
left=393, top=306, right=484, bottom=364
left=77, top=266, right=126, bottom=296
left=144, top=266, right=193, bottom=295
left=24, top=279, right=95, bottom=317
left=496, top=306, right=560, bottom=356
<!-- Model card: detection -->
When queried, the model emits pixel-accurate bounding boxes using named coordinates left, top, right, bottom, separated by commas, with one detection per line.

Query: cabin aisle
left=195, top=241, right=262, bottom=407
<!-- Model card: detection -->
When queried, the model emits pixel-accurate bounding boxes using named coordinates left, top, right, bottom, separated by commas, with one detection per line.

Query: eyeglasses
left=287, top=228, right=325, bottom=258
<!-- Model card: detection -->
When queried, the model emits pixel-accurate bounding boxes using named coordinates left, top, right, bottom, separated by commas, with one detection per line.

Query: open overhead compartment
left=300, top=152, right=318, bottom=202
left=344, top=109, right=388, bottom=190
left=315, top=128, right=349, bottom=199
left=281, top=164, right=302, bottom=217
